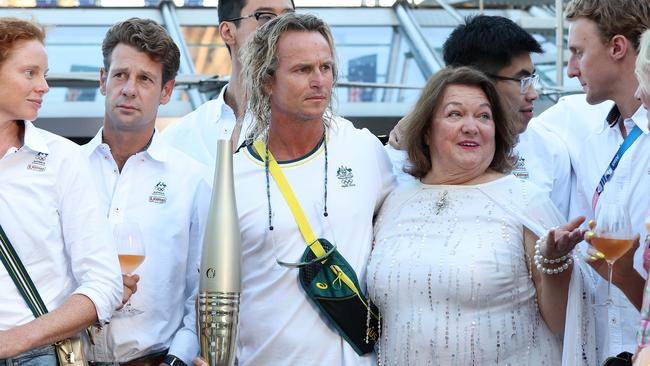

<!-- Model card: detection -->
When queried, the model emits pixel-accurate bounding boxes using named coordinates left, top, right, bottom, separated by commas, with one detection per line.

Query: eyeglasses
left=223, top=11, right=279, bottom=25
left=487, top=73, right=540, bottom=94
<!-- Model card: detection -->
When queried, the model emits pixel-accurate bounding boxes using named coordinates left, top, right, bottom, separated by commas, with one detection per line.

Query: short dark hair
left=403, top=67, right=517, bottom=179
left=218, top=0, right=296, bottom=24
left=443, top=15, right=543, bottom=74
left=102, top=17, right=180, bottom=85
left=0, top=17, right=45, bottom=70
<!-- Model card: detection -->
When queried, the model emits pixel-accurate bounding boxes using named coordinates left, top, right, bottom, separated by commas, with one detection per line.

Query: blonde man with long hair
left=231, top=12, right=394, bottom=365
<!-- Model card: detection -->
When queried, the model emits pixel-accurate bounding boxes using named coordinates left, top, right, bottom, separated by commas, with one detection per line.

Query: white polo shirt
left=82, top=129, right=211, bottom=365
left=233, top=119, right=395, bottom=365
left=162, top=85, right=253, bottom=167
left=0, top=121, right=122, bottom=330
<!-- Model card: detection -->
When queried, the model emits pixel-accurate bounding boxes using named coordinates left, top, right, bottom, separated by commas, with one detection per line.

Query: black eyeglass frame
left=222, top=11, right=279, bottom=24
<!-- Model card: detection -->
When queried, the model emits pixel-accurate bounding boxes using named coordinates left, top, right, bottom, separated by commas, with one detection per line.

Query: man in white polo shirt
left=82, top=18, right=210, bottom=366
left=232, top=13, right=394, bottom=365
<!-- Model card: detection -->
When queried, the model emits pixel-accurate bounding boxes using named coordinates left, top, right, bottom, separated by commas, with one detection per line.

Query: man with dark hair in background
left=388, top=15, right=572, bottom=219
left=163, top=0, right=295, bottom=162
left=82, top=18, right=210, bottom=366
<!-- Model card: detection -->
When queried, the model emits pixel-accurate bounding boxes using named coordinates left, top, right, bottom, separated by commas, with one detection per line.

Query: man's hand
left=118, top=274, right=140, bottom=310
left=388, top=116, right=408, bottom=149
left=584, top=220, right=640, bottom=286
left=584, top=219, right=644, bottom=310
left=193, top=357, right=207, bottom=366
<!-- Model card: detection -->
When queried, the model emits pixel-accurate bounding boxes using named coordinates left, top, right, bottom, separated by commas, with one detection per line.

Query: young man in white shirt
left=387, top=15, right=573, bottom=219
left=228, top=13, right=394, bottom=365
left=82, top=18, right=210, bottom=366
left=162, top=0, right=295, bottom=163
left=0, top=17, right=122, bottom=363
left=533, top=0, right=650, bottom=359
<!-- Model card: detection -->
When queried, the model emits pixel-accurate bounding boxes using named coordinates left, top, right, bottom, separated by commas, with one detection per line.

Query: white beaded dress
left=367, top=175, right=566, bottom=365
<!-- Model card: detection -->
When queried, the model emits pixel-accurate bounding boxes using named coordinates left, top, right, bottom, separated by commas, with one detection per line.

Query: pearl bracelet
left=534, top=234, right=573, bottom=275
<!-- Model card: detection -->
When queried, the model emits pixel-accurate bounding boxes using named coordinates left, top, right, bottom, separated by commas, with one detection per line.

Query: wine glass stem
left=607, top=261, right=614, bottom=304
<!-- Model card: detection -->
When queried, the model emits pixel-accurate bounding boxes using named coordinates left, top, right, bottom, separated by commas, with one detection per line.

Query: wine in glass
left=114, top=221, right=145, bottom=316
left=591, top=201, right=635, bottom=307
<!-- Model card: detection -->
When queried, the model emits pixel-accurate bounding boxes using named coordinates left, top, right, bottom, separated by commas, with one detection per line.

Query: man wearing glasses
left=163, top=0, right=295, bottom=163
left=388, top=15, right=572, bottom=219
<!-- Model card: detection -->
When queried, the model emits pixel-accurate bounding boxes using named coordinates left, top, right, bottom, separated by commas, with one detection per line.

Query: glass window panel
left=420, top=26, right=454, bottom=62
left=332, top=26, right=425, bottom=103
left=181, top=26, right=231, bottom=76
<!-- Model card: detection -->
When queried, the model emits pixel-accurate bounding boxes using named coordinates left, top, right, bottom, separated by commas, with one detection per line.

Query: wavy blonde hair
left=240, top=12, right=338, bottom=141
left=636, top=29, right=650, bottom=96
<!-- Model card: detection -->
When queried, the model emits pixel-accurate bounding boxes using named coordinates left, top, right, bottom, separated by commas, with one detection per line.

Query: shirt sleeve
left=168, top=175, right=211, bottom=364
left=58, top=151, right=123, bottom=324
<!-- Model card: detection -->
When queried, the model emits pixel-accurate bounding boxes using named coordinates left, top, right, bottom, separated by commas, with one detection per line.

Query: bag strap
left=253, top=139, right=372, bottom=314
left=253, top=140, right=327, bottom=259
left=0, top=223, right=49, bottom=317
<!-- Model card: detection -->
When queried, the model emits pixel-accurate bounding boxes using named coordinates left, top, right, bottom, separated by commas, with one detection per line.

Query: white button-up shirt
left=535, top=96, right=650, bottom=358
left=0, top=121, right=122, bottom=330
left=530, top=94, right=614, bottom=221
left=162, top=84, right=253, bottom=166
left=82, top=129, right=211, bottom=364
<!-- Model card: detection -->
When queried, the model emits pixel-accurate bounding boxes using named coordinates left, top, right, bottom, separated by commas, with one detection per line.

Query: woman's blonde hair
left=636, top=29, right=650, bottom=96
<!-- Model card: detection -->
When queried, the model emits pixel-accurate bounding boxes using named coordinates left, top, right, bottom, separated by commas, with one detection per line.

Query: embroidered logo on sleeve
left=148, top=181, right=167, bottom=204
left=512, top=157, right=529, bottom=180
left=336, top=166, right=355, bottom=187
left=27, top=152, right=48, bottom=172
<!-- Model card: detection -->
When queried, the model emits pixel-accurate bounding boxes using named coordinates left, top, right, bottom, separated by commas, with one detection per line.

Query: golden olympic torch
left=198, top=138, right=241, bottom=366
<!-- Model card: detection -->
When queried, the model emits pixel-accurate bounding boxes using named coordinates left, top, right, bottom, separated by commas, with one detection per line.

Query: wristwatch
left=163, top=355, right=188, bottom=366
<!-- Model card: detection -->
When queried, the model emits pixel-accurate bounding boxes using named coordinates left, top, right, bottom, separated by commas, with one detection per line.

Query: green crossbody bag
left=254, top=140, right=379, bottom=355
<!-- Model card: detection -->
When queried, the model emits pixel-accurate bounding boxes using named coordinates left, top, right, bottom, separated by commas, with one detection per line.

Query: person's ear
left=219, top=21, right=237, bottom=49
left=99, top=67, right=108, bottom=96
left=159, top=79, right=176, bottom=105
left=610, top=34, right=630, bottom=61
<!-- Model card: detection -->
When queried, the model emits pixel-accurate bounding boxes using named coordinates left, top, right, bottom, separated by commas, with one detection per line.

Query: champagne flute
left=114, top=221, right=146, bottom=316
left=591, top=201, right=635, bottom=307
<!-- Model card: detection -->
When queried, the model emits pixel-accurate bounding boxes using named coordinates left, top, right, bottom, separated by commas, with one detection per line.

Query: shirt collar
left=22, top=120, right=50, bottom=154
left=145, top=129, right=168, bottom=162
left=604, top=104, right=649, bottom=134
left=85, top=127, right=169, bottom=162
left=217, top=84, right=237, bottom=124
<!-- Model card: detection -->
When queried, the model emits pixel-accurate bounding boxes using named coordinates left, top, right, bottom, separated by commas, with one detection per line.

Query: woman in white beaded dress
left=367, top=67, right=597, bottom=365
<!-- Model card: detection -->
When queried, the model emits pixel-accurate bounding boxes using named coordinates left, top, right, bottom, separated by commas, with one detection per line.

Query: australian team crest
left=148, top=181, right=167, bottom=204
left=336, top=166, right=355, bottom=187
left=512, top=157, right=529, bottom=180
left=27, top=152, right=48, bottom=172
